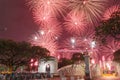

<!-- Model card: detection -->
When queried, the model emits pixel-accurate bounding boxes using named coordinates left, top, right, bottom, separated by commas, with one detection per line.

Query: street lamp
left=84, top=50, right=91, bottom=80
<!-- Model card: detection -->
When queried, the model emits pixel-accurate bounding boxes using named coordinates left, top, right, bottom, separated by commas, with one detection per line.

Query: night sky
left=0, top=0, right=39, bottom=41
left=0, top=0, right=120, bottom=59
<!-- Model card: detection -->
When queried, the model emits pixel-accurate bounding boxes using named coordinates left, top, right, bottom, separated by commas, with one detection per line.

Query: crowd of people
left=0, top=72, right=49, bottom=80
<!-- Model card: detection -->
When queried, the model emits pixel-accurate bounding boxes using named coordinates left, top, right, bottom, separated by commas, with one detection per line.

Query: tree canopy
left=58, top=58, right=73, bottom=68
left=113, top=49, right=120, bottom=63
left=95, top=9, right=120, bottom=43
left=71, top=52, right=84, bottom=63
left=58, top=53, right=84, bottom=68
left=0, top=39, right=49, bottom=72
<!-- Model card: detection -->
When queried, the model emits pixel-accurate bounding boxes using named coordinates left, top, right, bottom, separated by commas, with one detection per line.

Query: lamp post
left=84, top=50, right=91, bottom=80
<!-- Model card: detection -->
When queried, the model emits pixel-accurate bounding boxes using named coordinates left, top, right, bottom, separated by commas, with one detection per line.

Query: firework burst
left=103, top=5, right=119, bottom=20
left=64, top=12, right=88, bottom=34
left=30, top=33, right=58, bottom=56
left=63, top=37, right=81, bottom=50
left=62, top=35, right=99, bottom=63
left=27, top=0, right=67, bottom=24
left=62, top=25, right=97, bottom=50
left=27, top=0, right=119, bottom=59
left=39, top=23, right=62, bottom=39
left=32, top=10, right=53, bottom=25
left=98, top=40, right=120, bottom=61
left=68, top=0, right=109, bottom=26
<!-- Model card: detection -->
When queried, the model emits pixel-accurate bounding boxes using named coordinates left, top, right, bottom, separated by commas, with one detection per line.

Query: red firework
left=39, top=23, right=62, bottom=39
left=33, top=10, right=53, bottom=25
left=78, top=26, right=95, bottom=39
left=103, top=5, right=119, bottom=20
left=28, top=0, right=67, bottom=25
left=98, top=39, right=120, bottom=61
left=30, top=33, right=58, bottom=56
left=68, top=0, right=109, bottom=26
left=64, top=12, right=88, bottom=34
left=27, top=0, right=119, bottom=59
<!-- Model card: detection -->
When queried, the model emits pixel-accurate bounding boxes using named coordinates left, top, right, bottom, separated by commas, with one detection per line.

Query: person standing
left=46, top=64, right=51, bottom=78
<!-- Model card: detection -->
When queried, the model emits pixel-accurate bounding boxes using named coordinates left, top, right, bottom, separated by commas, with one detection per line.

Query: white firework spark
left=63, top=36, right=82, bottom=50
left=63, top=36, right=97, bottom=51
